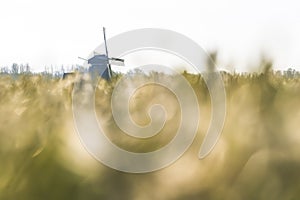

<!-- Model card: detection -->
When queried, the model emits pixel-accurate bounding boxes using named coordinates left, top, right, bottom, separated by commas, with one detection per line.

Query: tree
left=25, top=63, right=30, bottom=73
left=0, top=66, right=9, bottom=74
left=11, top=63, right=19, bottom=74
left=20, top=64, right=24, bottom=73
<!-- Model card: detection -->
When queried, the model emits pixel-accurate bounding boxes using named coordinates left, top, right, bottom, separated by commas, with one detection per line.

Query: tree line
left=0, top=63, right=85, bottom=77
left=0, top=63, right=31, bottom=74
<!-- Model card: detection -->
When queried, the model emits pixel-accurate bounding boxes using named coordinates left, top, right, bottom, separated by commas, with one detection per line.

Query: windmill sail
left=103, top=27, right=112, bottom=78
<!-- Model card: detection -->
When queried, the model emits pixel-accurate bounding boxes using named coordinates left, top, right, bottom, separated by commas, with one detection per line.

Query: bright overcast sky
left=0, top=0, right=300, bottom=72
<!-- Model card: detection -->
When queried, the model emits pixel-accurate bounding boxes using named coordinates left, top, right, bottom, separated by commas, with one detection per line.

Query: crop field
left=1, top=70, right=300, bottom=200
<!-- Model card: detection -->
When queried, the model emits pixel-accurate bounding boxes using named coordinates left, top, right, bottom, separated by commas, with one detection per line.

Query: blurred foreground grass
left=1, top=70, right=300, bottom=200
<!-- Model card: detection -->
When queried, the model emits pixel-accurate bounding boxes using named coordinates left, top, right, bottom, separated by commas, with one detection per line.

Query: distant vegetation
left=1, top=65, right=300, bottom=200
left=0, top=63, right=85, bottom=78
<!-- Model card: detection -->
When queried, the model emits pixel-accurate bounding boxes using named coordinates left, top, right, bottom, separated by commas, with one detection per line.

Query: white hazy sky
left=0, top=0, right=300, bottom=72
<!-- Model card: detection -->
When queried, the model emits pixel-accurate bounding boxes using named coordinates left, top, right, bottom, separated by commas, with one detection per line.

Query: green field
left=1, top=70, right=300, bottom=200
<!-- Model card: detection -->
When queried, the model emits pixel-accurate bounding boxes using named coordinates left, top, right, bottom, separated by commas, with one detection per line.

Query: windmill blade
left=103, top=27, right=109, bottom=57
left=110, top=60, right=125, bottom=66
left=78, top=56, right=88, bottom=61
left=109, top=57, right=125, bottom=63
left=103, top=27, right=112, bottom=78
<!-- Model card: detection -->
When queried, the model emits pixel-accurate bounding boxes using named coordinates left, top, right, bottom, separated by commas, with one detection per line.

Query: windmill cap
left=88, top=54, right=109, bottom=64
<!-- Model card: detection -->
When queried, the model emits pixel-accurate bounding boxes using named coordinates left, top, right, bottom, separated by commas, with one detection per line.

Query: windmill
left=63, top=28, right=124, bottom=80
left=84, top=27, right=124, bottom=80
